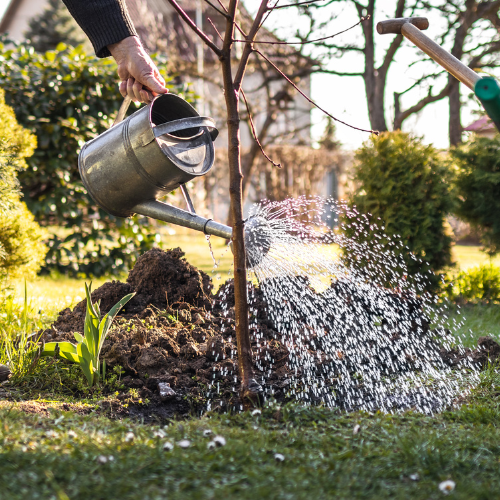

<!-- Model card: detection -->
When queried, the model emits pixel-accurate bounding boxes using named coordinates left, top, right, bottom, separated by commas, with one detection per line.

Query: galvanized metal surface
left=78, top=94, right=217, bottom=218
left=133, top=199, right=232, bottom=240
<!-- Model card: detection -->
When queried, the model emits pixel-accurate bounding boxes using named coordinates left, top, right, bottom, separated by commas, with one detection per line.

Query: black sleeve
left=61, top=0, right=137, bottom=58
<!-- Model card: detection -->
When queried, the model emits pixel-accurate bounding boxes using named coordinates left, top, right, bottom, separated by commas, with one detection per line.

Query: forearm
left=61, top=0, right=137, bottom=57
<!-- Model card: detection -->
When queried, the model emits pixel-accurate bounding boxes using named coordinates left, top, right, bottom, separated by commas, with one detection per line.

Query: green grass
left=448, top=303, right=500, bottom=348
left=2, top=239, right=500, bottom=499
left=452, top=245, right=500, bottom=270
left=1, top=378, right=500, bottom=500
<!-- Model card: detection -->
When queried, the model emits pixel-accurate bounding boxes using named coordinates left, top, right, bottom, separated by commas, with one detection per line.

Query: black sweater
left=62, top=0, right=137, bottom=58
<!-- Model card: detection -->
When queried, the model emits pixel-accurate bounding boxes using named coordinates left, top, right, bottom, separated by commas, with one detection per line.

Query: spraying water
left=217, top=196, right=479, bottom=414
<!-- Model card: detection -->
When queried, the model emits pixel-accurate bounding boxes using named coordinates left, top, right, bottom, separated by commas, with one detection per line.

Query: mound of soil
left=42, top=248, right=500, bottom=420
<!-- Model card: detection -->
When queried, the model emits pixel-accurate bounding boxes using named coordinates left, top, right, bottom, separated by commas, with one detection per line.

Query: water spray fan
left=78, top=94, right=271, bottom=267
left=377, top=16, right=500, bottom=133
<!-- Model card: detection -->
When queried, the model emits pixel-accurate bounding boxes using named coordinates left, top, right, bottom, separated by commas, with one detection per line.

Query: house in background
left=463, top=116, right=497, bottom=139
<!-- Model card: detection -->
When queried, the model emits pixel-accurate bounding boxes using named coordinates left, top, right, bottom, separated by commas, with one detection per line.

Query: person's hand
left=108, top=36, right=168, bottom=103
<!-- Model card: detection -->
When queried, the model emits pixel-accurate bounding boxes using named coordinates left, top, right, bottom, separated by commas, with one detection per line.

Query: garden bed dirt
left=39, top=248, right=499, bottom=422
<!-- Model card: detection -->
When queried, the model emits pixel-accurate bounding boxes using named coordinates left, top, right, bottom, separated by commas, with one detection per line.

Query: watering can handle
left=153, top=117, right=218, bottom=141
left=112, top=96, right=132, bottom=127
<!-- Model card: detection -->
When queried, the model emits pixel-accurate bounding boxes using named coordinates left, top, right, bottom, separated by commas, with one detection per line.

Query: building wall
left=0, top=0, right=48, bottom=40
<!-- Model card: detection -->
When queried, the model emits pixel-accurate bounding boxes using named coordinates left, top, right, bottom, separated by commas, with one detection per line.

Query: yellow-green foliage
left=0, top=89, right=46, bottom=281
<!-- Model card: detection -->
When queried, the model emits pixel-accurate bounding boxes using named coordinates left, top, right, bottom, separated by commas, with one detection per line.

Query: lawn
left=1, top=380, right=500, bottom=500
left=2, top=237, right=500, bottom=499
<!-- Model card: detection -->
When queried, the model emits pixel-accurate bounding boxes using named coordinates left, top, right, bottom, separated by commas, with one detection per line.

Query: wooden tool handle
left=401, top=23, right=481, bottom=90
left=377, top=17, right=429, bottom=35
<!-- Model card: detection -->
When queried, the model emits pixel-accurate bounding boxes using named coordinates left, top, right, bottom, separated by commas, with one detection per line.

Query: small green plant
left=0, top=283, right=44, bottom=381
left=41, top=283, right=134, bottom=386
left=446, top=264, right=500, bottom=304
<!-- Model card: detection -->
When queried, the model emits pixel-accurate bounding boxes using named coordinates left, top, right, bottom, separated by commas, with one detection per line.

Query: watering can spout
left=133, top=200, right=272, bottom=268
left=133, top=199, right=233, bottom=240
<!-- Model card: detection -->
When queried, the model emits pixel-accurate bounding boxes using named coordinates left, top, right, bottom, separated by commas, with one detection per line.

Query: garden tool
left=377, top=17, right=500, bottom=131
left=78, top=93, right=271, bottom=267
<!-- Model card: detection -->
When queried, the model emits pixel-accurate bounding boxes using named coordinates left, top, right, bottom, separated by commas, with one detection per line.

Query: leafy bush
left=0, top=38, right=194, bottom=277
left=344, top=131, right=454, bottom=291
left=446, top=265, right=500, bottom=304
left=0, top=88, right=46, bottom=281
left=451, top=136, right=500, bottom=257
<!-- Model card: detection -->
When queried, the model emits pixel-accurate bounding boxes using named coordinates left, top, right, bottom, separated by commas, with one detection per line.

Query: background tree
left=452, top=136, right=500, bottom=256
left=24, top=0, right=88, bottom=53
left=294, top=0, right=500, bottom=144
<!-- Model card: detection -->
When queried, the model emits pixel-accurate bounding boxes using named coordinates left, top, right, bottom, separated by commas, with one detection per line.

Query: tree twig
left=254, top=48, right=378, bottom=135
left=166, top=0, right=222, bottom=56
left=202, top=0, right=229, bottom=18
left=240, top=88, right=282, bottom=169
left=233, top=16, right=368, bottom=45
left=233, top=1, right=271, bottom=91
left=208, top=17, right=224, bottom=41
left=272, top=0, right=326, bottom=9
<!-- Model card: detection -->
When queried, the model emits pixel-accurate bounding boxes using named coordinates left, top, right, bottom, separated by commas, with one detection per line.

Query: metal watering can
left=78, top=94, right=270, bottom=266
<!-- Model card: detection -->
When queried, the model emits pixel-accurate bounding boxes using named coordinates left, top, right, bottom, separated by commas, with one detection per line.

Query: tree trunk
left=220, top=0, right=265, bottom=406
left=361, top=2, right=389, bottom=132
left=449, top=79, right=462, bottom=146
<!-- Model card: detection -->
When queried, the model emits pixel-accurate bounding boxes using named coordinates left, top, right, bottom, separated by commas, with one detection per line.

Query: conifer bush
left=451, top=136, right=500, bottom=257
left=0, top=89, right=46, bottom=281
left=344, top=131, right=454, bottom=292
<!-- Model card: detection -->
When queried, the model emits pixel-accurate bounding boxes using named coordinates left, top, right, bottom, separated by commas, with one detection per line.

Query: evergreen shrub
left=451, top=136, right=500, bottom=257
left=343, top=131, right=454, bottom=292
left=0, top=89, right=46, bottom=281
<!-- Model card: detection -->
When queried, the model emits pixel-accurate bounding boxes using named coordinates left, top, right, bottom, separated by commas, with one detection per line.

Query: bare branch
left=241, top=89, right=282, bottom=169
left=233, top=15, right=369, bottom=46
left=202, top=0, right=229, bottom=18
left=233, top=1, right=271, bottom=92
left=208, top=17, right=224, bottom=41
left=166, top=0, right=222, bottom=56
left=254, top=48, right=378, bottom=134
left=272, top=0, right=328, bottom=10
left=394, top=83, right=452, bottom=130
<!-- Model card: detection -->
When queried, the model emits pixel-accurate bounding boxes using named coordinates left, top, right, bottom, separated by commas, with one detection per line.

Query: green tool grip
left=475, top=77, right=500, bottom=133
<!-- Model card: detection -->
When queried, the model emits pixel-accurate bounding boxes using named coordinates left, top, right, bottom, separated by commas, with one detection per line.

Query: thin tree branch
left=233, top=15, right=369, bottom=45
left=233, top=1, right=270, bottom=92
left=241, top=89, right=282, bottom=169
left=255, top=48, right=377, bottom=134
left=202, top=0, right=229, bottom=18
left=272, top=0, right=328, bottom=9
left=166, top=0, right=223, bottom=56
left=208, top=17, right=224, bottom=41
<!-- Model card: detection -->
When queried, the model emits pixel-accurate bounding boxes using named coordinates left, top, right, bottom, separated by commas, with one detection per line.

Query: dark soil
left=40, top=248, right=500, bottom=421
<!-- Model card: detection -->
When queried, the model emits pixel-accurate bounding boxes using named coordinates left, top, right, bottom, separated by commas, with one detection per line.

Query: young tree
left=165, top=0, right=372, bottom=403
